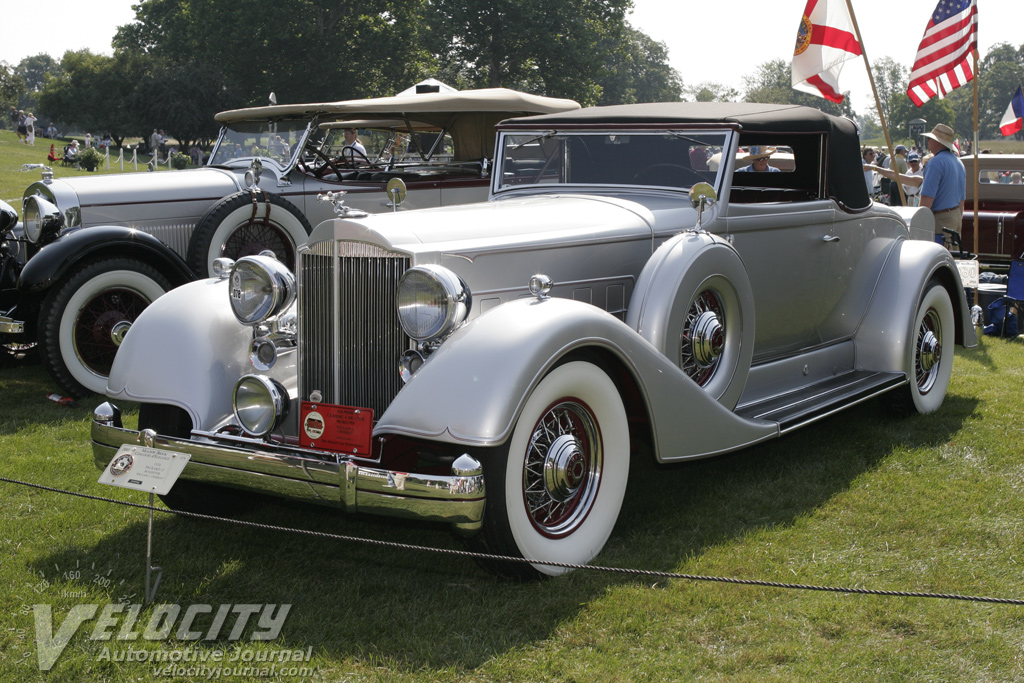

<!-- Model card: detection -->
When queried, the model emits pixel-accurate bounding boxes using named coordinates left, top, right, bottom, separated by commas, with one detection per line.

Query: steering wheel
left=299, top=142, right=344, bottom=179
left=341, top=146, right=373, bottom=168
left=633, top=163, right=706, bottom=187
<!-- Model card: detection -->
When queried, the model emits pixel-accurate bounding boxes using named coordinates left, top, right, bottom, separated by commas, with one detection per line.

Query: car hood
left=24, top=168, right=242, bottom=225
left=307, top=194, right=663, bottom=258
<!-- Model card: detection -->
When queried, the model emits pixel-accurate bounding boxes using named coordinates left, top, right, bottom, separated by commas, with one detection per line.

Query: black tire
left=139, top=403, right=268, bottom=516
left=468, top=361, right=630, bottom=580
left=186, top=191, right=311, bottom=277
left=38, top=258, right=172, bottom=398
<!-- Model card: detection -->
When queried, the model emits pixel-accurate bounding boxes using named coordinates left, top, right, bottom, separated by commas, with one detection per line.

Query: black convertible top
left=500, top=102, right=869, bottom=210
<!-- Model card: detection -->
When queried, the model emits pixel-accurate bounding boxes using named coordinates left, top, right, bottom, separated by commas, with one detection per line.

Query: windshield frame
left=492, top=127, right=735, bottom=197
left=207, top=116, right=316, bottom=175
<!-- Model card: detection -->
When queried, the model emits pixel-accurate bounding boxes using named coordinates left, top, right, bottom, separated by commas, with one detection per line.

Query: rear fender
left=376, top=297, right=776, bottom=461
left=855, top=238, right=977, bottom=373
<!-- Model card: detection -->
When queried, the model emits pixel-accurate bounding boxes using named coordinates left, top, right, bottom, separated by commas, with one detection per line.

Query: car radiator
left=297, top=239, right=411, bottom=417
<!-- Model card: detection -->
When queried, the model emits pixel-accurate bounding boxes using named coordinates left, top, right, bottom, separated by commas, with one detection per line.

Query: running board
left=735, top=370, right=906, bottom=434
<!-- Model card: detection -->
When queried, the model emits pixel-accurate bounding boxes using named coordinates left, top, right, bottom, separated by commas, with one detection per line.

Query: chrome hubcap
left=691, top=310, right=725, bottom=367
left=523, top=400, right=602, bottom=537
left=543, top=434, right=587, bottom=503
left=110, top=320, right=132, bottom=346
left=916, top=309, right=943, bottom=394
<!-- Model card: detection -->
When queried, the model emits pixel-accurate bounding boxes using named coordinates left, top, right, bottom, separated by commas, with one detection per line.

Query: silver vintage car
left=7, top=86, right=579, bottom=396
left=92, top=102, right=976, bottom=579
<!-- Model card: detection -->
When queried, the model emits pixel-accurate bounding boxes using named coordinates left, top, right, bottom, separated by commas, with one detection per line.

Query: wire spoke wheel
left=522, top=399, right=602, bottom=537
left=74, top=287, right=149, bottom=376
left=680, top=288, right=726, bottom=387
left=914, top=308, right=943, bottom=395
left=221, top=221, right=295, bottom=270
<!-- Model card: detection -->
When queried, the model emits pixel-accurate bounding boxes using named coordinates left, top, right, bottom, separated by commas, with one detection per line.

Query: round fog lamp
left=233, top=375, right=289, bottom=436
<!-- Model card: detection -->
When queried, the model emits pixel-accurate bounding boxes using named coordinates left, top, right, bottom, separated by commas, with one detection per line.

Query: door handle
left=823, top=235, right=841, bottom=242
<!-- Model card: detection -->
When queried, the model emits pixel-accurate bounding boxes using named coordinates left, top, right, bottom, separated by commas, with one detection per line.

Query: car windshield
left=496, top=130, right=729, bottom=191
left=208, top=119, right=311, bottom=171
left=317, top=125, right=455, bottom=166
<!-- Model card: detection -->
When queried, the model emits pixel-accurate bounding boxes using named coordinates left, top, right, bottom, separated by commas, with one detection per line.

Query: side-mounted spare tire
left=186, top=190, right=311, bottom=276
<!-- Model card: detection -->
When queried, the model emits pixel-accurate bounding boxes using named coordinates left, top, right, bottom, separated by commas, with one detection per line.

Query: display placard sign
left=98, top=446, right=191, bottom=496
left=957, top=259, right=980, bottom=288
left=300, top=402, right=374, bottom=456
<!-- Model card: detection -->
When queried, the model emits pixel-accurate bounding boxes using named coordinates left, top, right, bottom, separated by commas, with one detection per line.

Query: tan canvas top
left=214, top=88, right=580, bottom=123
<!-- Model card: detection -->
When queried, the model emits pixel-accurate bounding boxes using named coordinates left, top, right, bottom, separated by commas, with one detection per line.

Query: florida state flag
left=792, top=0, right=863, bottom=103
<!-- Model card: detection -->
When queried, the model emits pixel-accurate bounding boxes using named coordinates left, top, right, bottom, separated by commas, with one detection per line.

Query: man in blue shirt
left=919, top=123, right=966, bottom=245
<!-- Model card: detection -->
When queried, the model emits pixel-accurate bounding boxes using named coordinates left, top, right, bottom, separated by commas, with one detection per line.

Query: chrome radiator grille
left=298, top=240, right=411, bottom=417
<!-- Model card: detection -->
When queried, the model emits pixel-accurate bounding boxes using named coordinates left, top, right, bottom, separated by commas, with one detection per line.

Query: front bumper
left=91, top=403, right=485, bottom=533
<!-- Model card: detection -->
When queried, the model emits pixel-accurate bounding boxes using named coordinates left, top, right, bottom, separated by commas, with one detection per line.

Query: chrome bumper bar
left=91, top=403, right=485, bottom=533
left=0, top=314, right=24, bottom=334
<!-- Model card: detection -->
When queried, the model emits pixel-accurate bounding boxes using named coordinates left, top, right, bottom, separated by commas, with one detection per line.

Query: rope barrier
left=2, top=474, right=1022, bottom=606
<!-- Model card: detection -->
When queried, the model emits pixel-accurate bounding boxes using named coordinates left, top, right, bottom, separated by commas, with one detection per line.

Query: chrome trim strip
left=91, top=410, right=484, bottom=529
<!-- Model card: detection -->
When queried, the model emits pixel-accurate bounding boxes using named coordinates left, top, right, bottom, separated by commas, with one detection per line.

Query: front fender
left=376, top=297, right=776, bottom=461
left=855, top=238, right=977, bottom=373
left=18, top=226, right=195, bottom=295
left=105, top=278, right=262, bottom=431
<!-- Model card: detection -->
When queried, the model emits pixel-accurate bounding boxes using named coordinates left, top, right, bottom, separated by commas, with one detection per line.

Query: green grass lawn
left=2, top=337, right=1024, bottom=682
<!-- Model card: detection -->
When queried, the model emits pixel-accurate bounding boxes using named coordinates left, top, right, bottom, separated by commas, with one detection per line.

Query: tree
left=598, top=24, right=682, bottom=105
left=427, top=0, right=633, bottom=105
left=114, top=0, right=434, bottom=108
left=684, top=82, right=741, bottom=103
left=0, top=62, right=24, bottom=128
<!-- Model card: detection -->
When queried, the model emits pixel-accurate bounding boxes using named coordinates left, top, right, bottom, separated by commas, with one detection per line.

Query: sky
left=1, top=0, right=1018, bottom=118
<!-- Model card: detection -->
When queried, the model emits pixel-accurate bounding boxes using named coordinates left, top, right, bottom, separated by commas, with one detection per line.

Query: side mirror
left=689, top=182, right=718, bottom=230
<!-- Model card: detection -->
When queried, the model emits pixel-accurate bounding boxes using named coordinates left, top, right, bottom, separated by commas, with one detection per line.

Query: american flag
left=907, top=0, right=978, bottom=107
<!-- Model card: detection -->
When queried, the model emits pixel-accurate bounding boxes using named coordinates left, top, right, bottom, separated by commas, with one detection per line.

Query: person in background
left=24, top=112, right=37, bottom=145
left=342, top=128, right=367, bottom=156
left=919, top=123, right=966, bottom=246
left=736, top=146, right=780, bottom=172
left=861, top=147, right=877, bottom=194
left=887, top=144, right=910, bottom=206
left=16, top=110, right=27, bottom=143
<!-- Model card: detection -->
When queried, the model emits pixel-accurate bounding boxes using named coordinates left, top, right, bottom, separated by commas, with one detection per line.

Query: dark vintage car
left=2, top=87, right=579, bottom=396
left=959, top=154, right=1024, bottom=266
left=92, top=102, right=976, bottom=579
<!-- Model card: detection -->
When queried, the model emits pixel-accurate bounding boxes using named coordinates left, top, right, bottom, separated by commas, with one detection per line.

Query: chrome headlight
left=396, top=265, right=471, bottom=341
left=21, top=194, right=64, bottom=244
left=228, top=255, right=296, bottom=325
left=233, top=375, right=289, bottom=437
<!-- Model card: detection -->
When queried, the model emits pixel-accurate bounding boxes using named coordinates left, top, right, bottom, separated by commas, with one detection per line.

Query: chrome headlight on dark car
left=396, top=265, right=471, bottom=341
left=21, top=194, right=64, bottom=244
left=229, top=254, right=296, bottom=325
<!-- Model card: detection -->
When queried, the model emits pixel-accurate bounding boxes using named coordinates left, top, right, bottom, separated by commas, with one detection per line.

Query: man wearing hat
left=736, top=146, right=781, bottom=173
left=919, top=123, right=966, bottom=244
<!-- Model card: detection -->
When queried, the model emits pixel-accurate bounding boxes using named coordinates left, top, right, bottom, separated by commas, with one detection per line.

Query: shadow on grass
left=30, top=391, right=978, bottom=672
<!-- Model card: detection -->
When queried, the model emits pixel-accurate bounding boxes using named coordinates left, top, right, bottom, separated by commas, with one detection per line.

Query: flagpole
left=972, top=49, right=980, bottom=266
left=844, top=0, right=907, bottom=206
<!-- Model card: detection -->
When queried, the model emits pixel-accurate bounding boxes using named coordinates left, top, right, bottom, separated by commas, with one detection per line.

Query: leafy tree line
left=2, top=0, right=1019, bottom=150
left=0, top=0, right=684, bottom=150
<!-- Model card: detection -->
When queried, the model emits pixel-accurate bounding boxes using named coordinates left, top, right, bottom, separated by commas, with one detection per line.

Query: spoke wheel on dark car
left=186, top=191, right=311, bottom=276
left=889, top=279, right=954, bottom=415
left=39, top=258, right=171, bottom=398
left=469, top=361, right=629, bottom=580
